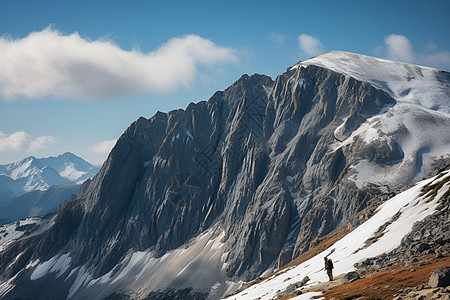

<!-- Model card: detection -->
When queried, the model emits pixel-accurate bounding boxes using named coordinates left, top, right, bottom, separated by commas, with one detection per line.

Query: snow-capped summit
left=291, top=51, right=450, bottom=190
left=39, top=152, right=98, bottom=183
left=0, top=153, right=100, bottom=205
left=293, top=50, right=450, bottom=113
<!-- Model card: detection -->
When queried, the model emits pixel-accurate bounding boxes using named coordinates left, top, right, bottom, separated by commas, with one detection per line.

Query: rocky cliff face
left=0, top=51, right=449, bottom=299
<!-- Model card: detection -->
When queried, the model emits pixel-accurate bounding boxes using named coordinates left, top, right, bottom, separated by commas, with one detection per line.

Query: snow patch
left=30, top=256, right=57, bottom=280
left=30, top=253, right=71, bottom=280
left=26, top=259, right=40, bottom=269
left=60, top=163, right=87, bottom=181
left=68, top=265, right=92, bottom=299
left=111, top=251, right=148, bottom=284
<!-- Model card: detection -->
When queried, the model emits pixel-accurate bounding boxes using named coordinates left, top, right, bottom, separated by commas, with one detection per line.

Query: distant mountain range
left=0, top=153, right=100, bottom=225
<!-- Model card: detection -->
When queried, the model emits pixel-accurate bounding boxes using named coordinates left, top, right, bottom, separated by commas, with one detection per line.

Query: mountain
left=0, top=153, right=100, bottom=206
left=0, top=185, right=80, bottom=226
left=39, top=152, right=100, bottom=183
left=0, top=51, right=449, bottom=300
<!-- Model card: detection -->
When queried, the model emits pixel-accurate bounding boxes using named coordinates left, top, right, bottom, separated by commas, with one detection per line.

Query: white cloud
left=298, top=34, right=325, bottom=57
left=91, top=139, right=117, bottom=155
left=0, top=131, right=29, bottom=151
left=384, top=34, right=415, bottom=62
left=421, top=50, right=450, bottom=70
left=0, top=27, right=238, bottom=100
left=0, top=131, right=56, bottom=152
left=378, top=34, right=450, bottom=71
left=28, top=135, right=57, bottom=151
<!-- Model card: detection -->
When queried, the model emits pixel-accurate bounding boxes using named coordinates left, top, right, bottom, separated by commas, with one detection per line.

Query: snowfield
left=16, top=222, right=239, bottom=299
left=0, top=215, right=56, bottom=296
left=59, top=163, right=88, bottom=183
left=227, top=170, right=450, bottom=300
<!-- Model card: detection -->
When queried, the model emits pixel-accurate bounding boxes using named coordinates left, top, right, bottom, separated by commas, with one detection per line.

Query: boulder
left=275, top=276, right=309, bottom=298
left=416, top=242, right=431, bottom=253
left=342, top=271, right=360, bottom=283
left=428, top=267, right=450, bottom=288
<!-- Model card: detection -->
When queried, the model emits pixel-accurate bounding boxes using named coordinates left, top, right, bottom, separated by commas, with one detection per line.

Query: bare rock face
left=1, top=52, right=449, bottom=299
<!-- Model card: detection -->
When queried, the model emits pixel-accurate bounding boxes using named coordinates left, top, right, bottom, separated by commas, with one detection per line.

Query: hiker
left=324, top=257, right=334, bottom=281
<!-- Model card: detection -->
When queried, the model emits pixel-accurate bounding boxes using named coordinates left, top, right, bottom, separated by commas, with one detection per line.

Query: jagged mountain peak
left=292, top=50, right=450, bottom=113
left=0, top=153, right=100, bottom=197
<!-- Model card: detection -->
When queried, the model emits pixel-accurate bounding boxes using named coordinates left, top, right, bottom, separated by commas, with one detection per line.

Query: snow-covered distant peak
left=293, top=51, right=450, bottom=114
left=8, top=158, right=40, bottom=180
left=0, top=153, right=100, bottom=196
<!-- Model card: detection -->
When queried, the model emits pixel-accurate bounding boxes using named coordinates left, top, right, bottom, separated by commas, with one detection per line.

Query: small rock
left=410, top=268, right=416, bottom=272
left=300, top=276, right=310, bottom=285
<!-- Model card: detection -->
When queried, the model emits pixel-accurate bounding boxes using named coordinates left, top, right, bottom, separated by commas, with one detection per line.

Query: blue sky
left=1, top=0, right=449, bottom=164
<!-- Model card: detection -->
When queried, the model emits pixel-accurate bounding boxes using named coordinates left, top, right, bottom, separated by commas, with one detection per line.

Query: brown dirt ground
left=308, top=255, right=450, bottom=300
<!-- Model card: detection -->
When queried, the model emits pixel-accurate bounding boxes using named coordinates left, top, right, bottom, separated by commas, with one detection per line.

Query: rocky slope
left=0, top=184, right=80, bottom=226
left=226, top=167, right=450, bottom=299
left=0, top=51, right=449, bottom=299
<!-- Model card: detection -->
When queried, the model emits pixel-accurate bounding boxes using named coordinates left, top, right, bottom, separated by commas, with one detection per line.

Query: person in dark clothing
left=324, top=257, right=334, bottom=281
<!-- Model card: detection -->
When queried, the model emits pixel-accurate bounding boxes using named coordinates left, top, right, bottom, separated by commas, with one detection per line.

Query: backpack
left=327, top=259, right=334, bottom=269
